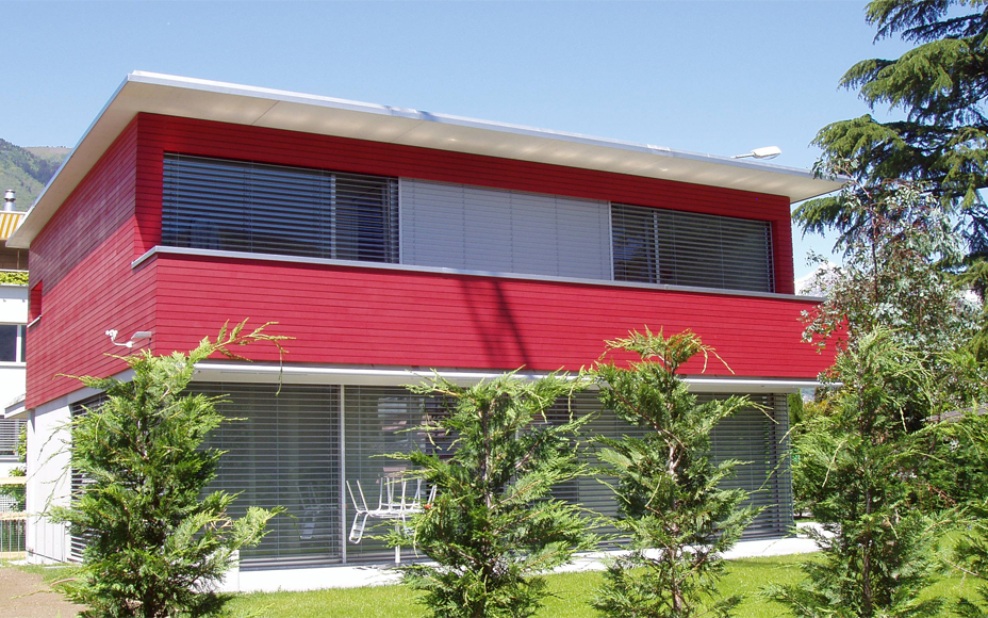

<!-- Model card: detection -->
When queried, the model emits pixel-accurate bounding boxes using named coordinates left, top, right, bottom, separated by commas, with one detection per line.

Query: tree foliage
left=50, top=320, right=287, bottom=618
left=591, top=329, right=758, bottom=618
left=811, top=1, right=988, bottom=203
left=771, top=330, right=944, bottom=618
left=801, top=169, right=978, bottom=359
left=391, top=373, right=597, bottom=618
left=0, top=271, right=29, bottom=285
left=800, top=0, right=988, bottom=316
left=955, top=498, right=988, bottom=617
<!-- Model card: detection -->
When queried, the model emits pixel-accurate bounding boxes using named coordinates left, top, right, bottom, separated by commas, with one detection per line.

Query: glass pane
left=0, top=325, right=19, bottom=362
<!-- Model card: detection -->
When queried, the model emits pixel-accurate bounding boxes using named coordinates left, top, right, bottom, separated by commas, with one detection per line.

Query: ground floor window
left=200, top=384, right=341, bottom=568
left=196, top=383, right=790, bottom=568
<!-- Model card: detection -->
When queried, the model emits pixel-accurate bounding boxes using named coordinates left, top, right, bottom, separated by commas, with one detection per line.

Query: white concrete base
left=232, top=564, right=402, bottom=593
left=225, top=533, right=821, bottom=593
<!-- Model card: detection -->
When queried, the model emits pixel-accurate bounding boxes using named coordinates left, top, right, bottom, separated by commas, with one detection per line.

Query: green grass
left=15, top=553, right=982, bottom=617
left=223, top=553, right=985, bottom=618
left=224, top=558, right=805, bottom=617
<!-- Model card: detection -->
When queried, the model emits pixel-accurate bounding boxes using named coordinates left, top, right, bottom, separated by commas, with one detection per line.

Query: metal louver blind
left=163, top=154, right=398, bottom=263
left=200, top=383, right=342, bottom=569
left=68, top=394, right=105, bottom=563
left=400, top=179, right=612, bottom=280
left=611, top=204, right=659, bottom=283
left=0, top=418, right=24, bottom=457
left=612, top=204, right=774, bottom=293
left=551, top=392, right=791, bottom=543
left=709, top=393, right=792, bottom=537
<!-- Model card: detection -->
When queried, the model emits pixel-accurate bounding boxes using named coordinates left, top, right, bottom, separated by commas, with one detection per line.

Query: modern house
left=10, top=72, right=840, bottom=590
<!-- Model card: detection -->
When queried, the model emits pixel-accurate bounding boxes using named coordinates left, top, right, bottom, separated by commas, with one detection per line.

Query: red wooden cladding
left=24, top=112, right=820, bottom=408
left=148, top=253, right=829, bottom=380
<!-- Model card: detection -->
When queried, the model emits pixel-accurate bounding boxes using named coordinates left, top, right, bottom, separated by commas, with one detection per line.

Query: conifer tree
left=807, top=1, right=988, bottom=206
left=770, top=330, right=943, bottom=618
left=955, top=499, right=988, bottom=617
left=392, top=373, right=597, bottom=618
left=801, top=169, right=977, bottom=363
left=51, top=321, right=286, bottom=618
left=591, top=329, right=758, bottom=618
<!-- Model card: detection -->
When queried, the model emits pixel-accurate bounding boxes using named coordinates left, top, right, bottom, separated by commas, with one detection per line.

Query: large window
left=163, top=154, right=399, bottom=263
left=67, top=383, right=788, bottom=566
left=612, top=204, right=775, bottom=293
left=203, top=383, right=341, bottom=568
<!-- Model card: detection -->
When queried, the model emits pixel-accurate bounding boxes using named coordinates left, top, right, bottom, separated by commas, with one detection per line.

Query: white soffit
left=9, top=72, right=845, bottom=248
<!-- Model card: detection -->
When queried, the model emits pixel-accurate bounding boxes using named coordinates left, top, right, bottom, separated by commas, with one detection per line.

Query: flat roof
left=9, top=72, right=844, bottom=248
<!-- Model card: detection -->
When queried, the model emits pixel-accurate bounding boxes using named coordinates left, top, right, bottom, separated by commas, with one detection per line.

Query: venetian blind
left=0, top=418, right=24, bottom=458
left=400, top=179, right=612, bottom=280
left=68, top=395, right=105, bottom=562
left=201, top=383, right=342, bottom=569
left=162, top=154, right=398, bottom=263
left=551, top=392, right=791, bottom=543
left=342, top=386, right=450, bottom=564
left=612, top=204, right=775, bottom=293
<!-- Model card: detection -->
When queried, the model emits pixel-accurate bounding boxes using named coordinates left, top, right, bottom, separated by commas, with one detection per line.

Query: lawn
left=222, top=553, right=979, bottom=618
left=16, top=552, right=980, bottom=617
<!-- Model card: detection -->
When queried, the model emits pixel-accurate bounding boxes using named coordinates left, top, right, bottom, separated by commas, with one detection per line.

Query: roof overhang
left=9, top=71, right=845, bottom=248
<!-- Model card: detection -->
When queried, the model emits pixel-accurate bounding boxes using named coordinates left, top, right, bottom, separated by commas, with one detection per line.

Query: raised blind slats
left=162, top=154, right=398, bottom=263
left=612, top=203, right=774, bottom=293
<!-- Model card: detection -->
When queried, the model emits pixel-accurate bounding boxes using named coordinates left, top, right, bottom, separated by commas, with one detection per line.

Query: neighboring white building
left=0, top=207, right=28, bottom=510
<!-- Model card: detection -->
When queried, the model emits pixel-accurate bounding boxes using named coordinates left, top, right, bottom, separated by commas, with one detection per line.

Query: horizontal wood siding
left=135, top=114, right=795, bottom=294
left=151, top=254, right=828, bottom=379
left=26, top=122, right=155, bottom=408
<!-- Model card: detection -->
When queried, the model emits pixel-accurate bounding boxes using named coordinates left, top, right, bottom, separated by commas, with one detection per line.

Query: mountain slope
left=0, top=140, right=67, bottom=210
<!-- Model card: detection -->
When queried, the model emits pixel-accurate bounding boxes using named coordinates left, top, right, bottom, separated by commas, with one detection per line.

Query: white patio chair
left=345, top=476, right=437, bottom=544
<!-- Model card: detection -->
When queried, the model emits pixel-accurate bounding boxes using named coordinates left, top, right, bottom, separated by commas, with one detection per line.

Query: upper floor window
left=162, top=154, right=399, bottom=263
left=612, top=204, right=774, bottom=293
left=0, top=324, right=26, bottom=363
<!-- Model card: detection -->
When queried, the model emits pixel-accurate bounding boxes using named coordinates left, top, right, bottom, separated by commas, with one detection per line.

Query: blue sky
left=4, top=1, right=911, bottom=278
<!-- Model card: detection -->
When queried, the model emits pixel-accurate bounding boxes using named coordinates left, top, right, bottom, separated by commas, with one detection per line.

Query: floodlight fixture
left=732, top=146, right=782, bottom=160
left=106, top=329, right=153, bottom=349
